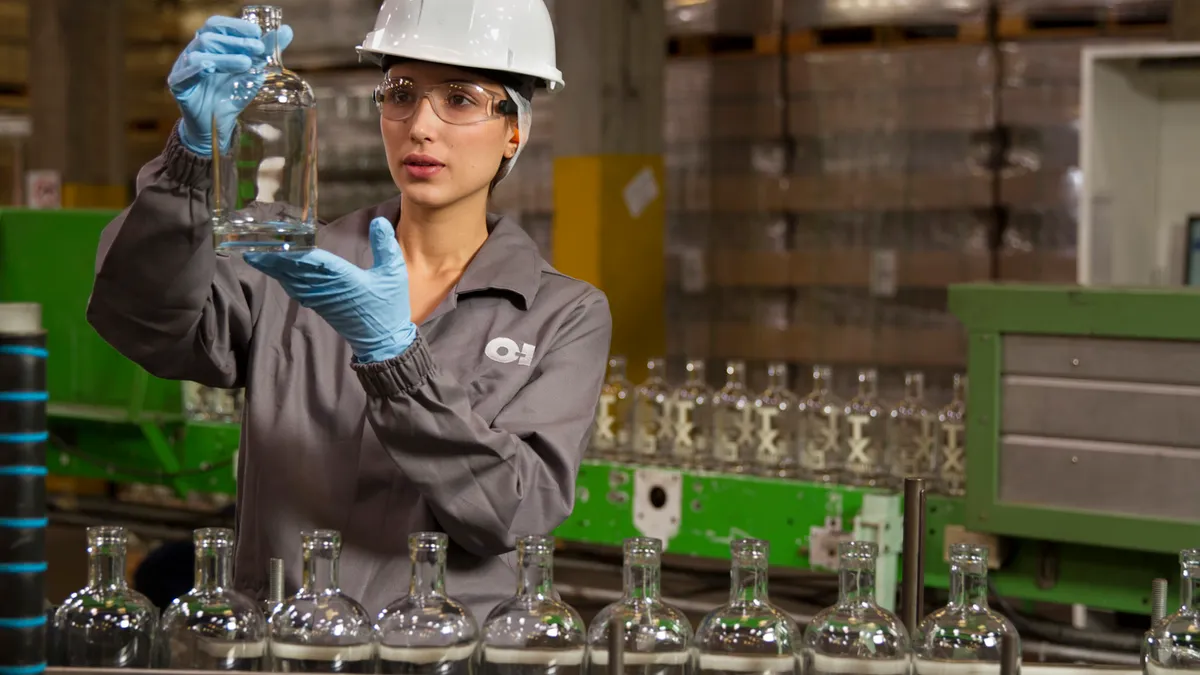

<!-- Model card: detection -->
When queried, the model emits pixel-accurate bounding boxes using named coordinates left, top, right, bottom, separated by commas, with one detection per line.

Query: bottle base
left=213, top=223, right=317, bottom=255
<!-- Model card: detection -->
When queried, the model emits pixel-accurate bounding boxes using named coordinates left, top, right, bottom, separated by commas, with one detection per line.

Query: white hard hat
left=356, top=0, right=564, bottom=92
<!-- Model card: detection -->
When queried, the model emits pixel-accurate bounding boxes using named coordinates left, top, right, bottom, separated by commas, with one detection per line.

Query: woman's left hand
left=244, top=217, right=417, bottom=363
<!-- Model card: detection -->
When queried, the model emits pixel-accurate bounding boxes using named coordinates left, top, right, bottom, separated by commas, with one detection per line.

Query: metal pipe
left=902, top=477, right=927, bottom=635
left=0, top=303, right=47, bottom=675
left=1151, top=578, right=1169, bottom=624
left=607, top=612, right=624, bottom=675
left=1001, top=634, right=1020, bottom=675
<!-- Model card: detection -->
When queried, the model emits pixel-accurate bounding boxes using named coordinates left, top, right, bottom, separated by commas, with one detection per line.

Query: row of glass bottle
left=52, top=522, right=1027, bottom=674
left=593, top=358, right=967, bottom=495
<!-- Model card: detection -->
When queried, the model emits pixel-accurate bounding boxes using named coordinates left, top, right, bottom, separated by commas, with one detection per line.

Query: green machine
left=2, top=208, right=1195, bottom=618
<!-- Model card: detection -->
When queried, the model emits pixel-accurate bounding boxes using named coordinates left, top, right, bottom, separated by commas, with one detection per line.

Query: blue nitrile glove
left=244, top=218, right=417, bottom=364
left=167, top=16, right=295, bottom=157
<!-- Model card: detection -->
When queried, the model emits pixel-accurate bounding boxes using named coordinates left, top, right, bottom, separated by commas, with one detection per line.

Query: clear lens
left=375, top=78, right=506, bottom=125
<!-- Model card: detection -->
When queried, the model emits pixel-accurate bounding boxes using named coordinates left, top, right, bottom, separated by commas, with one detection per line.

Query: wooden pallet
left=668, top=21, right=989, bottom=57
left=998, top=3, right=1171, bottom=38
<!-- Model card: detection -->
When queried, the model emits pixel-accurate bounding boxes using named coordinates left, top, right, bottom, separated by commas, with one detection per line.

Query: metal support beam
left=902, top=477, right=927, bottom=635
left=552, top=0, right=665, bottom=382
left=29, top=0, right=127, bottom=207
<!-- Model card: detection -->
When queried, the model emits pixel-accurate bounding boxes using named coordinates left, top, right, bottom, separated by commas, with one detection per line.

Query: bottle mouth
left=410, top=531, right=448, bottom=552
left=1181, top=548, right=1200, bottom=568
left=517, top=534, right=555, bottom=555
left=86, top=525, right=126, bottom=547
left=949, top=543, right=989, bottom=567
left=731, top=537, right=769, bottom=565
left=624, top=537, right=662, bottom=563
left=195, top=527, right=235, bottom=550
left=839, top=541, right=877, bottom=568
left=302, top=529, right=342, bottom=553
left=240, top=4, right=283, bottom=30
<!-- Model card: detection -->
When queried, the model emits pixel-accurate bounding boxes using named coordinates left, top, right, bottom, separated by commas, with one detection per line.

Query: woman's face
left=380, top=61, right=518, bottom=210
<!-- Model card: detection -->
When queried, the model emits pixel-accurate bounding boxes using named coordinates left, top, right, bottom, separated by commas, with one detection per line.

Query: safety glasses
left=373, top=77, right=518, bottom=126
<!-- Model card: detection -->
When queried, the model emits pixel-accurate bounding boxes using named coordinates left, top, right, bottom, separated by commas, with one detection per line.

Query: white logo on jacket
left=485, top=337, right=536, bottom=366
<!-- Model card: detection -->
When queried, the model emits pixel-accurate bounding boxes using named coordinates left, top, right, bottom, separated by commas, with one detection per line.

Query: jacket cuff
left=352, top=334, right=435, bottom=399
left=163, top=120, right=232, bottom=190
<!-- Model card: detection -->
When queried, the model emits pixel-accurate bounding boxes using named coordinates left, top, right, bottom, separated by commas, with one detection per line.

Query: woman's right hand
left=167, top=16, right=294, bottom=157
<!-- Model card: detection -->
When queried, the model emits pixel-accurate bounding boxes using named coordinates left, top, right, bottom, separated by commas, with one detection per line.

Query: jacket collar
left=375, top=196, right=542, bottom=310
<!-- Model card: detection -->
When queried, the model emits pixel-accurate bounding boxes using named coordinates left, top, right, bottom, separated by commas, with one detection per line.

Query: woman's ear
left=504, top=123, right=520, bottom=159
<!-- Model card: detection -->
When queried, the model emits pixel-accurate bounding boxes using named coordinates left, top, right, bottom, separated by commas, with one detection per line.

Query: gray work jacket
left=86, top=128, right=612, bottom=621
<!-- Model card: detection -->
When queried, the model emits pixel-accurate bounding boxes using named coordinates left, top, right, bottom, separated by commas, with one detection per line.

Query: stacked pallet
left=663, top=0, right=996, bottom=395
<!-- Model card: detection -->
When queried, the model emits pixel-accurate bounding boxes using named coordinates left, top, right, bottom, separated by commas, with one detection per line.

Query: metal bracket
left=853, top=492, right=903, bottom=613
left=632, top=467, right=682, bottom=546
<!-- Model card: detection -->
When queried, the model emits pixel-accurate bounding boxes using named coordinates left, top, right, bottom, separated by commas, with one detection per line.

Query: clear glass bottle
left=803, top=542, right=910, bottom=675
left=377, top=532, right=477, bottom=675
left=270, top=530, right=377, bottom=672
left=754, top=362, right=800, bottom=478
left=840, top=368, right=888, bottom=487
left=1145, top=548, right=1200, bottom=674
left=713, top=360, right=756, bottom=474
left=211, top=4, right=318, bottom=254
left=159, top=528, right=267, bottom=669
left=632, top=357, right=673, bottom=466
left=915, top=544, right=1018, bottom=674
left=798, top=365, right=841, bottom=483
left=669, top=359, right=714, bottom=469
left=593, top=356, right=635, bottom=462
left=936, top=374, right=968, bottom=496
left=694, top=538, right=799, bottom=675
left=479, top=535, right=587, bottom=675
left=54, top=526, right=158, bottom=667
left=587, top=537, right=692, bottom=675
left=888, top=371, right=935, bottom=487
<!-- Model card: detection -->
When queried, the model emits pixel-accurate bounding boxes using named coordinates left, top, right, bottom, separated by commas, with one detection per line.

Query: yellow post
left=552, top=0, right=665, bottom=383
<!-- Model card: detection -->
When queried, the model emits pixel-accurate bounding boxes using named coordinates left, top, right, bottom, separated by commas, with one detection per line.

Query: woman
left=86, top=0, right=611, bottom=621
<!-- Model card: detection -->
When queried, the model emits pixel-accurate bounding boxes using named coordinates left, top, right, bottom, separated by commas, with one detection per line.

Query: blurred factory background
left=3, top=0, right=1200, bottom=668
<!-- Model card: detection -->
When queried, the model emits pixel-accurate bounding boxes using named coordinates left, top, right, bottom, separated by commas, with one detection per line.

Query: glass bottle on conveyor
left=935, top=373, right=968, bottom=496
left=839, top=368, right=888, bottom=487
left=887, top=370, right=935, bottom=488
left=592, top=356, right=634, bottom=462
left=712, top=360, right=755, bottom=474
left=632, top=357, right=673, bottom=466
left=797, top=365, right=841, bottom=483
left=753, top=362, right=800, bottom=478
left=377, top=532, right=478, bottom=675
left=694, top=538, right=799, bottom=675
left=478, top=535, right=587, bottom=675
left=914, top=544, right=1018, bottom=675
left=1144, top=548, right=1200, bottom=674
left=270, top=529, right=377, bottom=672
left=803, top=541, right=909, bottom=675
left=586, top=537, right=692, bottom=675
left=159, top=527, right=267, bottom=669
left=669, top=359, right=714, bottom=470
left=210, top=4, right=318, bottom=254
left=53, top=526, right=158, bottom=666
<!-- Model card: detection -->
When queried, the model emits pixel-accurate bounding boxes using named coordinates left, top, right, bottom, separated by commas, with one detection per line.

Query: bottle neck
left=730, top=562, right=769, bottom=604
left=949, top=565, right=990, bottom=610
left=624, top=562, right=661, bottom=602
left=195, top=547, right=233, bottom=593
left=1183, top=563, right=1200, bottom=612
left=303, top=551, right=338, bottom=594
left=767, top=369, right=787, bottom=391
left=904, top=376, right=924, bottom=401
left=952, top=375, right=968, bottom=404
left=410, top=552, right=446, bottom=597
left=88, top=548, right=127, bottom=591
left=838, top=566, right=876, bottom=606
left=811, top=372, right=829, bottom=395
left=518, top=552, right=554, bottom=598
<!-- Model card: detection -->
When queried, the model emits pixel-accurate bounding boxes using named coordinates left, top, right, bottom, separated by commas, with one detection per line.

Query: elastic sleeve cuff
left=352, top=334, right=436, bottom=398
left=163, top=120, right=233, bottom=190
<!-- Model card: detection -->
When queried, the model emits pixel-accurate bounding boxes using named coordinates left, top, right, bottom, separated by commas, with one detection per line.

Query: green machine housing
left=2, top=208, right=1196, bottom=615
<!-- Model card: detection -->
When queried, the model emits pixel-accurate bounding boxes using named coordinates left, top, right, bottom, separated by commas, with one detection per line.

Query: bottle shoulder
left=695, top=601, right=801, bottom=654
left=160, top=588, right=266, bottom=634
left=804, top=603, right=911, bottom=658
left=481, top=596, right=587, bottom=650
left=271, top=590, right=376, bottom=645
left=586, top=599, right=694, bottom=650
left=377, top=595, right=479, bottom=648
